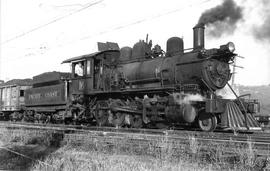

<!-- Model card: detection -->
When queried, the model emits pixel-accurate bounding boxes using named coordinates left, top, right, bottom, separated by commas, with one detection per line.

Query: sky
left=0, top=0, right=269, bottom=85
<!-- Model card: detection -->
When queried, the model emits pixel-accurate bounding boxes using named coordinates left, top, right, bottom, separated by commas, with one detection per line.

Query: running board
left=221, top=101, right=261, bottom=130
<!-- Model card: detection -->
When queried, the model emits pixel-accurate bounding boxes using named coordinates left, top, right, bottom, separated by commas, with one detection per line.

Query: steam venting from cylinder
left=193, top=23, right=205, bottom=50
left=173, top=93, right=205, bottom=105
left=216, top=85, right=239, bottom=99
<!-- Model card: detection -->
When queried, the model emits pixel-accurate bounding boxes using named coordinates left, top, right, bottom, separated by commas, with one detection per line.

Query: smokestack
left=193, top=23, right=205, bottom=50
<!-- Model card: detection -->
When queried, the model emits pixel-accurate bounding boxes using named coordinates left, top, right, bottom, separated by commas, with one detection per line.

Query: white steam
left=216, top=84, right=239, bottom=99
left=173, top=93, right=205, bottom=105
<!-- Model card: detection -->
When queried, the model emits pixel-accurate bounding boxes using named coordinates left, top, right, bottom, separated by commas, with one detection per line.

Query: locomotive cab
left=62, top=49, right=121, bottom=95
left=70, top=58, right=94, bottom=93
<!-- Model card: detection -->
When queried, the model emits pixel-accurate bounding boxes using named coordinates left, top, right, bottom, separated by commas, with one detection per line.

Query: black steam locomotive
left=0, top=24, right=261, bottom=131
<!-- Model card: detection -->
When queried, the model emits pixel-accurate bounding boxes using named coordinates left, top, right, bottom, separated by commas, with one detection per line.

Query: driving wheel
left=198, top=113, right=217, bottom=132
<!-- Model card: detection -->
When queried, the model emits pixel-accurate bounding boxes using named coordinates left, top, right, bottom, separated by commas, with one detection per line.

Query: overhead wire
left=65, top=0, right=212, bottom=45
left=1, top=0, right=212, bottom=64
left=0, top=0, right=104, bottom=45
left=29, top=0, right=213, bottom=56
left=0, top=0, right=103, bottom=64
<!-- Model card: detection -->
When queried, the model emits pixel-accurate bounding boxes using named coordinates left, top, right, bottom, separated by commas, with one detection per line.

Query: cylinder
left=165, top=103, right=197, bottom=123
left=181, top=104, right=197, bottom=123
left=193, top=23, right=205, bottom=50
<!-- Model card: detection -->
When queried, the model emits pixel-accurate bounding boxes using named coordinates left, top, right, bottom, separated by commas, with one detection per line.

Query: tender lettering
left=29, top=93, right=41, bottom=100
left=29, top=90, right=58, bottom=100
left=44, top=91, right=58, bottom=98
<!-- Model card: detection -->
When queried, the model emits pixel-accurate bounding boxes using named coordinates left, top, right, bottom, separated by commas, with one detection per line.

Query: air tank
left=166, top=37, right=184, bottom=57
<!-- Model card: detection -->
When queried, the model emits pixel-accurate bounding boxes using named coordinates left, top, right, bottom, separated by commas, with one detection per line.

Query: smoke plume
left=253, top=0, right=270, bottom=42
left=198, top=0, right=243, bottom=37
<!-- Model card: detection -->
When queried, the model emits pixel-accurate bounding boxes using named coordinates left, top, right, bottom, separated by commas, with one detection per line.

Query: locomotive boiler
left=120, top=24, right=231, bottom=91
left=59, top=23, right=260, bottom=131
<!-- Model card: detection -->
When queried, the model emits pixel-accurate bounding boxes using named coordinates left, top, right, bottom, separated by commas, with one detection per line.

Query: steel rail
left=1, top=121, right=270, bottom=147
left=1, top=122, right=269, bottom=157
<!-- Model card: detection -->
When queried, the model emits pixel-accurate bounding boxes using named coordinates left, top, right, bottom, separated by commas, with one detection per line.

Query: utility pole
left=231, top=56, right=245, bottom=87
left=0, top=0, right=2, bottom=81
left=231, top=58, right=236, bottom=86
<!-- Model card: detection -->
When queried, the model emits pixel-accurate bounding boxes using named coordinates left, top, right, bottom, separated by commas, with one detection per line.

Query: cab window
left=87, top=60, right=91, bottom=76
left=73, top=61, right=85, bottom=77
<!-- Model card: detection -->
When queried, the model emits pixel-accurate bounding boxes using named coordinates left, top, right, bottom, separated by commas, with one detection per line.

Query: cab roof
left=61, top=50, right=119, bottom=64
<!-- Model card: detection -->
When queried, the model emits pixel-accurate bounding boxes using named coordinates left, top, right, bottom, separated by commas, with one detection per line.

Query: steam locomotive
left=0, top=24, right=261, bottom=131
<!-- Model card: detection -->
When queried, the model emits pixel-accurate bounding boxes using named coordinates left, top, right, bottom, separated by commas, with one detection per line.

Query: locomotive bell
left=193, top=23, right=205, bottom=50
left=119, top=46, right=132, bottom=61
left=131, top=40, right=151, bottom=59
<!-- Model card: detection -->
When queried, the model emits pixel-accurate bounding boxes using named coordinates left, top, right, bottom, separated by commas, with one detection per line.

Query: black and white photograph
left=0, top=0, right=269, bottom=170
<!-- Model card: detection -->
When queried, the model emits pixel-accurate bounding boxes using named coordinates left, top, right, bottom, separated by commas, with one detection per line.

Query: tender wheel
left=95, top=101, right=109, bottom=126
left=112, top=112, right=125, bottom=127
left=198, top=113, right=217, bottom=132
left=96, top=110, right=108, bottom=126
left=131, top=115, right=143, bottom=128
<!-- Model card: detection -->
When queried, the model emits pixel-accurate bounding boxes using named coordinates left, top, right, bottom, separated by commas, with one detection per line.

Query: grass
left=1, top=127, right=270, bottom=171
left=33, top=133, right=270, bottom=171
left=0, top=127, right=49, bottom=145
left=32, top=148, right=209, bottom=171
left=0, top=128, right=63, bottom=170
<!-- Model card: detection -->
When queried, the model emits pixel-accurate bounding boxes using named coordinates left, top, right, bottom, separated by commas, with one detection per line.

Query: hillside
left=238, top=85, right=270, bottom=115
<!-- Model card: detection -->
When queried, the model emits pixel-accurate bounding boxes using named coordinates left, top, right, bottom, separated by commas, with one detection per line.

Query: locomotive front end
left=193, top=23, right=235, bottom=91
left=200, top=42, right=236, bottom=91
left=200, top=45, right=261, bottom=131
left=176, top=23, right=261, bottom=131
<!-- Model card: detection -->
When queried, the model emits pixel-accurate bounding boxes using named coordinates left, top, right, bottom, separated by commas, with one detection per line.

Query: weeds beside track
left=1, top=123, right=270, bottom=171
left=1, top=121, right=270, bottom=156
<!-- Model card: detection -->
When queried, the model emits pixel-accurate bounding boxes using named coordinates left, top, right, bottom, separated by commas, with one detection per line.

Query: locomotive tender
left=0, top=24, right=261, bottom=131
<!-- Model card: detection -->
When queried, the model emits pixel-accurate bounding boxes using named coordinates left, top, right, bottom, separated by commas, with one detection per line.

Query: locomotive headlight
left=220, top=42, right=235, bottom=52
left=227, top=42, right=235, bottom=52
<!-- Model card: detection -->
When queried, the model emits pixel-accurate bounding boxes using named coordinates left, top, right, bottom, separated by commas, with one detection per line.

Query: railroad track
left=1, top=121, right=269, bottom=142
left=0, top=121, right=270, bottom=156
